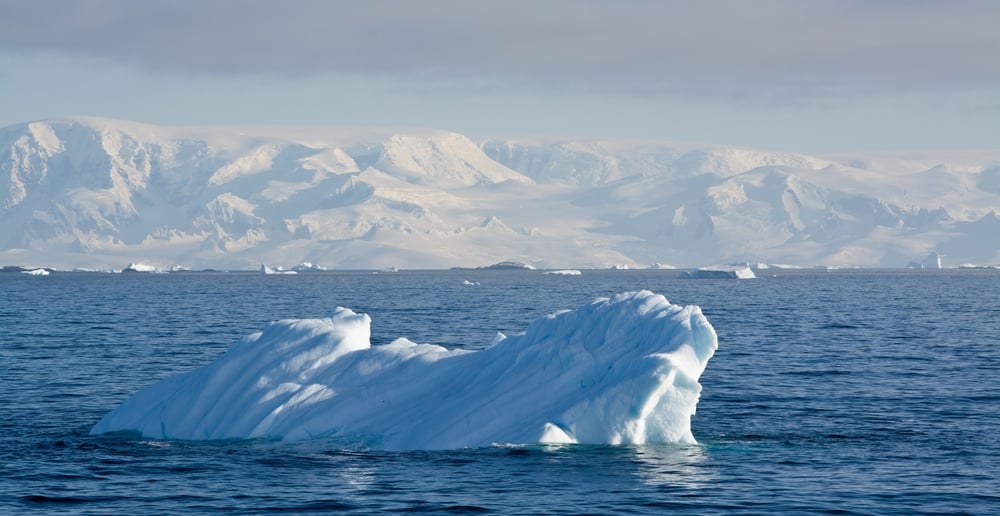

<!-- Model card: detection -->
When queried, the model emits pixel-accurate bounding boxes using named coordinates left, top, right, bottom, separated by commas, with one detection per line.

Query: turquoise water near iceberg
left=2, top=269, right=998, bottom=514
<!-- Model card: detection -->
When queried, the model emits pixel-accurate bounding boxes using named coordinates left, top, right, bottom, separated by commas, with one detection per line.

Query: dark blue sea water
left=2, top=269, right=999, bottom=514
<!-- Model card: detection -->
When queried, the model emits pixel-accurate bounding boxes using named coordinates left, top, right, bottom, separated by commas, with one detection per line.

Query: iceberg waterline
left=90, top=291, right=718, bottom=450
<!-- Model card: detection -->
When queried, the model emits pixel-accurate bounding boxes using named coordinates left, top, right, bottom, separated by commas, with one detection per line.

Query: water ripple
left=1, top=270, right=998, bottom=514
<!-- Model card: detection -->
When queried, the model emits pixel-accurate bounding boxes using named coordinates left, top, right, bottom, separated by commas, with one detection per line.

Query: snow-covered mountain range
left=2, top=117, right=998, bottom=270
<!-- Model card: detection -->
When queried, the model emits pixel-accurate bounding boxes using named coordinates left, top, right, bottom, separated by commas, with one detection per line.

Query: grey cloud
left=1, top=0, right=997, bottom=98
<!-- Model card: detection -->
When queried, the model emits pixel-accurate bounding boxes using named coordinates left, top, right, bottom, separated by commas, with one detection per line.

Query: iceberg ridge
left=90, top=290, right=718, bottom=450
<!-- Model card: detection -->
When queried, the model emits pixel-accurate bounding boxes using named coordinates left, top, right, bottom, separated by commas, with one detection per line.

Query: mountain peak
left=375, top=132, right=531, bottom=186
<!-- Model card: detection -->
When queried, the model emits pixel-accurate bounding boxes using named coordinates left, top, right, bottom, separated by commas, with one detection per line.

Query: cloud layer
left=3, top=0, right=997, bottom=98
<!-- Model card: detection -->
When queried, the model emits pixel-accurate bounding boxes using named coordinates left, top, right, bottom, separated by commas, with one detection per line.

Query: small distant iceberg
left=545, top=269, right=581, bottom=276
left=91, top=291, right=718, bottom=450
left=462, top=279, right=480, bottom=286
left=683, top=265, right=756, bottom=279
left=907, top=252, right=942, bottom=269
left=122, top=263, right=161, bottom=273
left=260, top=264, right=297, bottom=275
left=958, top=263, right=1000, bottom=270
left=292, top=262, right=327, bottom=272
left=20, top=268, right=50, bottom=276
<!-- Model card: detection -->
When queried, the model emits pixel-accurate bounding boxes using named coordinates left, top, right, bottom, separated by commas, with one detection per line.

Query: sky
left=1, top=0, right=997, bottom=154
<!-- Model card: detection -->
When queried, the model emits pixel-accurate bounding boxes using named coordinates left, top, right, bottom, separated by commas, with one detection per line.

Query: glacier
left=90, top=291, right=718, bottom=450
left=3, top=117, right=1000, bottom=270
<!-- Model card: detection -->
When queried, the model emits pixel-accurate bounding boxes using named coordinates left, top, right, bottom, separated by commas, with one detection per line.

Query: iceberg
left=90, top=291, right=718, bottom=450
left=122, top=263, right=161, bottom=273
left=292, top=262, right=328, bottom=272
left=544, top=269, right=582, bottom=276
left=260, top=264, right=297, bottom=275
left=683, top=265, right=756, bottom=279
left=907, top=252, right=943, bottom=269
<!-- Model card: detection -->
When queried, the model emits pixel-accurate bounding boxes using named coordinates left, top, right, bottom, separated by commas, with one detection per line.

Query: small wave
left=819, top=322, right=863, bottom=329
left=258, top=500, right=359, bottom=512
left=22, top=494, right=123, bottom=505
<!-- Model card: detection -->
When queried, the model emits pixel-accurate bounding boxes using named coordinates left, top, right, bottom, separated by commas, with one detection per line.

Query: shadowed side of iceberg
left=90, top=290, right=718, bottom=450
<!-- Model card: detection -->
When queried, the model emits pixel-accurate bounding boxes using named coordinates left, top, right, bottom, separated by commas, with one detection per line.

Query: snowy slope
left=2, top=117, right=998, bottom=270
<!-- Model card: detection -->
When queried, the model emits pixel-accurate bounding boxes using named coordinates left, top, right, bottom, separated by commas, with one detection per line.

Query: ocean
left=2, top=269, right=998, bottom=514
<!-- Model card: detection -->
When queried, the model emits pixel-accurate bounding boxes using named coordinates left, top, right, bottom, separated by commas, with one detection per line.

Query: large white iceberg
left=91, top=291, right=718, bottom=450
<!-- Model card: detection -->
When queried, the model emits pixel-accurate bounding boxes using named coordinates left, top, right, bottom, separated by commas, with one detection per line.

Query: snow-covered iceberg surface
left=90, top=291, right=718, bottom=450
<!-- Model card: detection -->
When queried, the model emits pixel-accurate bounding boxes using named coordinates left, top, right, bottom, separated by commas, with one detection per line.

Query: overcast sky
left=1, top=0, right=997, bottom=153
